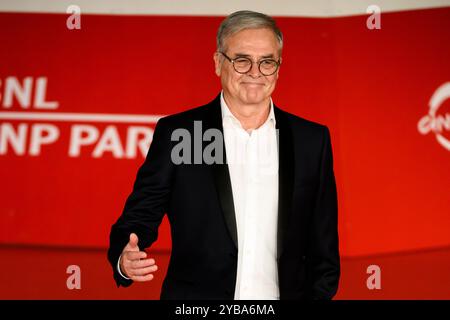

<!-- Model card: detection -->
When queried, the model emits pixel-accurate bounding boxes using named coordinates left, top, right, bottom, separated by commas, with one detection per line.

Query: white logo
left=66, top=265, right=81, bottom=290
left=66, top=5, right=81, bottom=30
left=418, top=82, right=450, bottom=151
left=366, top=264, right=381, bottom=290
left=366, top=5, right=381, bottom=30
left=0, top=76, right=162, bottom=158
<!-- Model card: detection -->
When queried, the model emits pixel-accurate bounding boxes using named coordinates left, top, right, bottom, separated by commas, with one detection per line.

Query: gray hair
left=216, top=10, right=283, bottom=54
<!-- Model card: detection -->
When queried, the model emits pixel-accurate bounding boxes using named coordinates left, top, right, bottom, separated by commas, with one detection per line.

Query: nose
left=247, top=61, right=261, bottom=78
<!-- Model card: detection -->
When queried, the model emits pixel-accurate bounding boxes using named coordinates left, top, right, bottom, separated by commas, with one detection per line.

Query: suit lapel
left=275, top=106, right=294, bottom=260
left=207, top=94, right=239, bottom=250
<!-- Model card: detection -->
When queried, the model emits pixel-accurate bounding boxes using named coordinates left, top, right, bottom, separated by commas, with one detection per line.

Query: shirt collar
left=220, top=91, right=276, bottom=129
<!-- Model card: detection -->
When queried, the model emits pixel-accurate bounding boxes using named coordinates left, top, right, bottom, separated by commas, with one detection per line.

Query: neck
left=223, top=92, right=271, bottom=131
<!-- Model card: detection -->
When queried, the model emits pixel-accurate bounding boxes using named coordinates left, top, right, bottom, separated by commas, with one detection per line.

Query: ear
left=275, top=57, right=282, bottom=78
left=213, top=52, right=222, bottom=76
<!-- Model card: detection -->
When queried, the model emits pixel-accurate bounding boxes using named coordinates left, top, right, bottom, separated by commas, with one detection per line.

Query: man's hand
left=119, top=233, right=158, bottom=282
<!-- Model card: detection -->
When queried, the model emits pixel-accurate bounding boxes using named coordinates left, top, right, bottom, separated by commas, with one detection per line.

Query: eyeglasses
left=218, top=52, right=281, bottom=76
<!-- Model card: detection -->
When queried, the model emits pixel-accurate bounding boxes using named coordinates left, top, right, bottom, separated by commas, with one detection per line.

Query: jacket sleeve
left=309, top=126, right=340, bottom=299
left=107, top=117, right=174, bottom=287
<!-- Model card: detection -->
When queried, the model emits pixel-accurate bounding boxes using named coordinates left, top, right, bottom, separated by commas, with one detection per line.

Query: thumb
left=128, top=233, right=139, bottom=249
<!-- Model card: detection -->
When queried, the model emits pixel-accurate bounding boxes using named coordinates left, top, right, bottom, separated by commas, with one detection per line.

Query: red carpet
left=1, top=245, right=449, bottom=299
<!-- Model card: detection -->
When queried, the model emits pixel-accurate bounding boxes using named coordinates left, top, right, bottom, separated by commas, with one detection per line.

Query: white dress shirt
left=220, top=92, right=280, bottom=300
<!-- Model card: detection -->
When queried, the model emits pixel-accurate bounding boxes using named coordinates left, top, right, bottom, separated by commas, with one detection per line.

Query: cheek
left=226, top=73, right=242, bottom=88
left=267, top=76, right=278, bottom=88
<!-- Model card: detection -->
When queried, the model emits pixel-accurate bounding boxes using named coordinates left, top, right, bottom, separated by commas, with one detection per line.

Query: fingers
left=125, top=251, right=147, bottom=261
left=132, top=258, right=156, bottom=269
left=127, top=262, right=158, bottom=281
left=132, top=274, right=154, bottom=282
left=128, top=233, right=139, bottom=249
left=120, top=234, right=158, bottom=282
left=121, top=252, right=158, bottom=281
left=132, top=264, right=158, bottom=276
left=129, top=233, right=138, bottom=247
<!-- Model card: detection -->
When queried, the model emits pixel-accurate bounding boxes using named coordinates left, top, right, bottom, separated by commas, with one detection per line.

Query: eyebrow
left=233, top=53, right=276, bottom=59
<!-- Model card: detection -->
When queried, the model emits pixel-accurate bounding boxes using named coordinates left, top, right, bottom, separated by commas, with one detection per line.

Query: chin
left=241, top=91, right=266, bottom=104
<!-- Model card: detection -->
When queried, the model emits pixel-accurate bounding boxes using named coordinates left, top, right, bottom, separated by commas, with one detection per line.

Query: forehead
left=225, top=28, right=279, bottom=56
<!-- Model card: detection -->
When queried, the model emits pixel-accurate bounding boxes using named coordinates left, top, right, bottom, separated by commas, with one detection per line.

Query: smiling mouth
left=241, top=82, right=264, bottom=86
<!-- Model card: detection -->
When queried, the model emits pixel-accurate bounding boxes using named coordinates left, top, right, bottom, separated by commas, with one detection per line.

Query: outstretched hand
left=119, top=233, right=158, bottom=282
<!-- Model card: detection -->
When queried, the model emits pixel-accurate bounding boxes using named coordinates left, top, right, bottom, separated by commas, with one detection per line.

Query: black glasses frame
left=218, top=51, right=281, bottom=76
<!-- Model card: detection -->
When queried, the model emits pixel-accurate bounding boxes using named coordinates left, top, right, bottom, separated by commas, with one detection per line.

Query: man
left=108, top=10, right=340, bottom=300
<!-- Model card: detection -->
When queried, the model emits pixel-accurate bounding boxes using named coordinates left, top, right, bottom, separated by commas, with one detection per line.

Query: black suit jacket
left=108, top=93, right=340, bottom=300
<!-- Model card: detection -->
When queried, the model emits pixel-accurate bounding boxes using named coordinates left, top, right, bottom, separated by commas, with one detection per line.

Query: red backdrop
left=0, top=6, right=449, bottom=299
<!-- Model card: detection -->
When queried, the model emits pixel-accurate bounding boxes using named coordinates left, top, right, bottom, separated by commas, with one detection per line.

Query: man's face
left=214, top=28, right=281, bottom=106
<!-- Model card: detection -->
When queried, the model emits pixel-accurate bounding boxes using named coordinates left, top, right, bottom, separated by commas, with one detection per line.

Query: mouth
left=241, top=82, right=265, bottom=86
